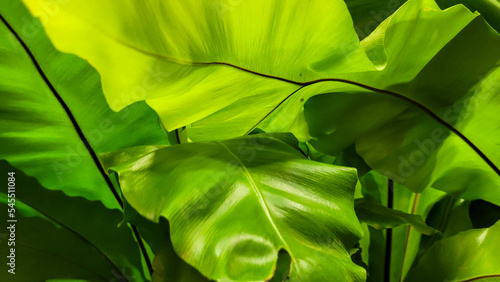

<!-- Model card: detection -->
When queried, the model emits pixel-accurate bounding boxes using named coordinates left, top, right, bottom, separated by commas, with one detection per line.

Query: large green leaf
left=267, top=0, right=496, bottom=142
left=0, top=1, right=168, bottom=209
left=406, top=220, right=500, bottom=281
left=8, top=0, right=500, bottom=281
left=103, top=133, right=365, bottom=281
left=18, top=0, right=500, bottom=199
left=299, top=0, right=500, bottom=205
left=20, top=0, right=378, bottom=142
left=0, top=160, right=147, bottom=281
left=20, top=0, right=500, bottom=207
left=0, top=2, right=176, bottom=279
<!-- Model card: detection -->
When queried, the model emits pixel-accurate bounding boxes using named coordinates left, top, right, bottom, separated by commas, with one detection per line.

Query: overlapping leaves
left=0, top=161, right=147, bottom=281
left=297, top=0, right=500, bottom=206
left=0, top=1, right=168, bottom=209
left=102, top=134, right=365, bottom=281
left=20, top=0, right=500, bottom=207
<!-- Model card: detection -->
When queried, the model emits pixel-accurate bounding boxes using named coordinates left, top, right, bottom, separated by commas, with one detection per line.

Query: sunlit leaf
left=21, top=0, right=377, bottom=142
left=0, top=1, right=168, bottom=208
left=104, top=134, right=365, bottom=281
left=300, top=0, right=500, bottom=205
left=406, top=220, right=500, bottom=281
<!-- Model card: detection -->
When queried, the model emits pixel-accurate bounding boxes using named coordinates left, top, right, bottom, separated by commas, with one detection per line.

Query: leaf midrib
left=461, top=274, right=500, bottom=281
left=217, top=141, right=299, bottom=272
left=76, top=14, right=500, bottom=178
left=0, top=14, right=123, bottom=208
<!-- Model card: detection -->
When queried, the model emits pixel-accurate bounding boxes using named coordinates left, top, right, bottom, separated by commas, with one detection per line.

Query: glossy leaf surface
left=21, top=0, right=378, bottom=141
left=105, top=134, right=365, bottom=281
left=300, top=0, right=500, bottom=206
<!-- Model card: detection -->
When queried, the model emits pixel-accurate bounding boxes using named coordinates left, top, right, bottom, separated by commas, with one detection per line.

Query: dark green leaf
left=469, top=200, right=500, bottom=228
left=0, top=160, right=147, bottom=281
left=406, top=220, right=500, bottom=282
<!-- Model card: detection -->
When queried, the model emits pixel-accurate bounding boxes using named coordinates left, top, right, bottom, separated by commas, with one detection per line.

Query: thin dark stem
left=247, top=74, right=500, bottom=178
left=461, top=274, right=500, bottom=281
left=0, top=13, right=153, bottom=277
left=387, top=179, right=394, bottom=209
left=384, top=179, right=394, bottom=282
left=85, top=14, right=500, bottom=178
left=209, top=69, right=500, bottom=180
left=131, top=225, right=153, bottom=276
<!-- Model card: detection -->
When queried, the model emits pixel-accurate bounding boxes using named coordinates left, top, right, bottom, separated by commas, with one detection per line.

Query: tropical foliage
left=1, top=0, right=499, bottom=281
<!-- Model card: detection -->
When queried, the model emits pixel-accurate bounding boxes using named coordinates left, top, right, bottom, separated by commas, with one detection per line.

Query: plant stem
left=384, top=179, right=394, bottom=282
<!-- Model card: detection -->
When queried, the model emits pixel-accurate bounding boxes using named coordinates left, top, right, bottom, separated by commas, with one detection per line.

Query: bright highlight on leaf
left=20, top=0, right=378, bottom=142
left=406, top=220, right=500, bottom=281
